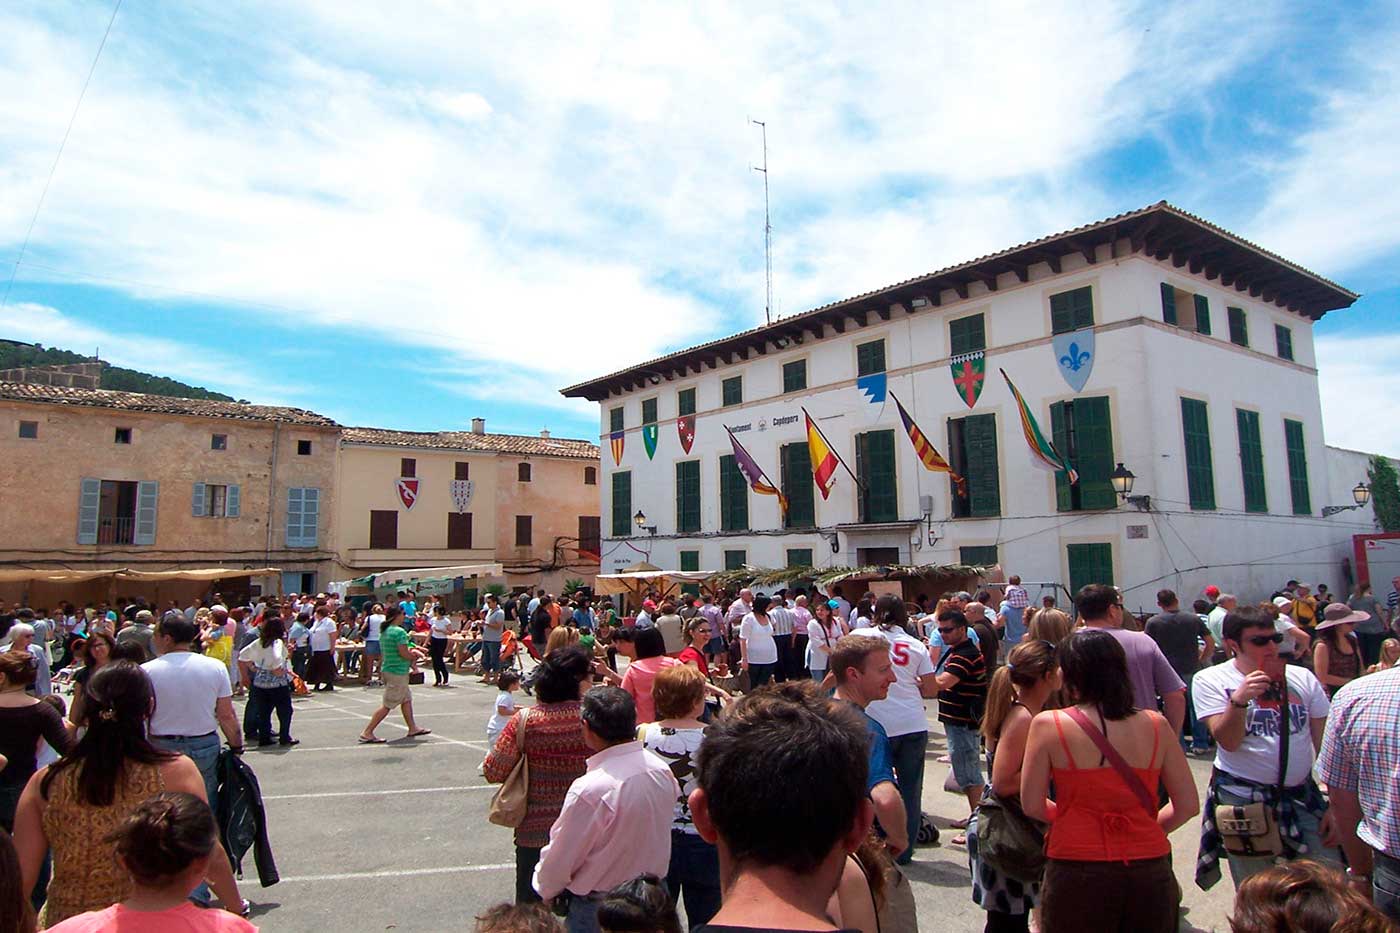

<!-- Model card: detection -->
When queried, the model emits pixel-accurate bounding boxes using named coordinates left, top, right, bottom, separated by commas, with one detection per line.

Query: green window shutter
left=856, top=340, right=886, bottom=376
left=786, top=548, right=813, bottom=568
left=1236, top=409, right=1267, bottom=513
left=192, top=482, right=207, bottom=517
left=1275, top=325, right=1294, bottom=361
left=641, top=398, right=657, bottom=424
left=782, top=359, right=807, bottom=393
left=1074, top=397, right=1116, bottom=510
left=77, top=478, right=100, bottom=544
left=679, top=550, right=699, bottom=571
left=856, top=430, right=897, bottom=522
left=609, top=407, right=624, bottom=432
left=678, top=388, right=696, bottom=417
left=722, top=376, right=743, bottom=407
left=724, top=549, right=746, bottom=571
left=949, top=313, right=986, bottom=356
left=1050, top=402, right=1074, bottom=512
left=1067, top=543, right=1114, bottom=596
left=1284, top=420, right=1311, bottom=514
left=1160, top=283, right=1178, bottom=325
left=947, top=417, right=970, bottom=518
left=1194, top=295, right=1211, bottom=335
left=611, top=471, right=632, bottom=536
left=963, top=414, right=1001, bottom=517
left=1227, top=307, right=1248, bottom=347
left=720, top=454, right=749, bottom=531
left=1050, top=286, right=1094, bottom=335
left=780, top=442, right=816, bottom=528
left=959, top=545, right=998, bottom=567
left=675, top=460, right=701, bottom=533
left=1180, top=398, right=1217, bottom=510
left=226, top=484, right=240, bottom=518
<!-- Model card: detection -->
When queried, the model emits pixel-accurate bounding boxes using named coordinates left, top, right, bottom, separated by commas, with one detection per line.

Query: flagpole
left=801, top=406, right=864, bottom=489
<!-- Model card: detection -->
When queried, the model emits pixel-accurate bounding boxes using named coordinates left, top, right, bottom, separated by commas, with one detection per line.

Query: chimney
left=470, top=417, right=485, bottom=435
left=540, top=428, right=551, bottom=439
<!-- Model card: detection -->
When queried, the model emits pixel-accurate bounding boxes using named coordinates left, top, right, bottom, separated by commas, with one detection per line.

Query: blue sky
left=2, top=2, right=1398, bottom=453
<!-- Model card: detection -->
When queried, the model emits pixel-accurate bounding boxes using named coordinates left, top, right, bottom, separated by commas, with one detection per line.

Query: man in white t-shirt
left=1191, top=604, right=1338, bottom=889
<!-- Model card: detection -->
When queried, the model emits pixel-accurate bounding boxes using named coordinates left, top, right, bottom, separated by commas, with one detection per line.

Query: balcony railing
left=97, top=516, right=135, bottom=545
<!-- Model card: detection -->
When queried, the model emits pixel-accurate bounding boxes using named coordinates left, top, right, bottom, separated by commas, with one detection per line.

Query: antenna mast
left=751, top=119, right=772, bottom=326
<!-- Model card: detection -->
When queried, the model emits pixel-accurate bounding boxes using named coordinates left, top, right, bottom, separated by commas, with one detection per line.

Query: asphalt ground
left=234, top=674, right=1239, bottom=933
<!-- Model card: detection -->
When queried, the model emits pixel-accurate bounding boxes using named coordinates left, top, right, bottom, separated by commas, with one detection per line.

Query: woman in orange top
left=1021, top=629, right=1198, bottom=933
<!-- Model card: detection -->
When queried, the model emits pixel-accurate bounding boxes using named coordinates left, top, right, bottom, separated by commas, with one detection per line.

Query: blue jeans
left=667, top=830, right=721, bottom=927
left=1374, top=850, right=1400, bottom=922
left=151, top=731, right=222, bottom=903
left=888, top=730, right=929, bottom=865
left=566, top=893, right=601, bottom=933
left=1184, top=681, right=1211, bottom=751
left=1216, top=785, right=1340, bottom=887
left=481, top=640, right=501, bottom=673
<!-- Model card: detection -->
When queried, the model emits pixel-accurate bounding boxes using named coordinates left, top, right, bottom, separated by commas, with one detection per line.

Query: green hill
left=0, top=340, right=238, bottom=402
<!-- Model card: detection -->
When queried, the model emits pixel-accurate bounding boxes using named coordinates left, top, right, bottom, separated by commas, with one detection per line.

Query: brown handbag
left=488, top=709, right=531, bottom=828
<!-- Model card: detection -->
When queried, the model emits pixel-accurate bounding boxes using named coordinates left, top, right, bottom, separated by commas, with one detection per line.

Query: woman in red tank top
left=1021, top=627, right=1199, bottom=933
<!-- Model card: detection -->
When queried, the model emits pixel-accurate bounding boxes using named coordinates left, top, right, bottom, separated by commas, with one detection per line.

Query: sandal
left=357, top=735, right=386, bottom=744
left=950, top=816, right=971, bottom=830
left=951, top=834, right=967, bottom=846
left=406, top=729, right=432, bottom=738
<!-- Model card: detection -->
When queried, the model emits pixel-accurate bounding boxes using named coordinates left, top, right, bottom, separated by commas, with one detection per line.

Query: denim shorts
left=363, top=640, right=381, bottom=657
left=944, top=721, right=984, bottom=790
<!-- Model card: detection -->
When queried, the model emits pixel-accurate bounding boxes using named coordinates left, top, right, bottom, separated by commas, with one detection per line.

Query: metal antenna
left=751, top=119, right=772, bottom=326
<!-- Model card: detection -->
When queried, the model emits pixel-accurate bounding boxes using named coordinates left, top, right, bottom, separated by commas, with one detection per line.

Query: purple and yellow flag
left=725, top=426, right=788, bottom=517
left=891, top=392, right=966, bottom=496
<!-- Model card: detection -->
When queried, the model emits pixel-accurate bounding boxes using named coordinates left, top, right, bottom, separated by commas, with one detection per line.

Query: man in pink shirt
left=534, top=686, right=680, bottom=931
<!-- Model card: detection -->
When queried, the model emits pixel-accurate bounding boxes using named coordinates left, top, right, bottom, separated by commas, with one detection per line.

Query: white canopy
left=331, top=563, right=505, bottom=591
left=593, top=569, right=715, bottom=597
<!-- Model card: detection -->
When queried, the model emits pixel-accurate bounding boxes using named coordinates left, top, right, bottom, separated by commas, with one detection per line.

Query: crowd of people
left=2, top=571, right=1399, bottom=932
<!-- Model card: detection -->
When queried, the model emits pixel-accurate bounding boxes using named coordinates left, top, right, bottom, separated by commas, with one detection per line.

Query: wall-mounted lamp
left=1322, top=482, right=1371, bottom=517
left=1110, top=463, right=1152, bottom=511
left=824, top=531, right=840, bottom=554
left=633, top=509, right=657, bottom=535
left=910, top=297, right=930, bottom=309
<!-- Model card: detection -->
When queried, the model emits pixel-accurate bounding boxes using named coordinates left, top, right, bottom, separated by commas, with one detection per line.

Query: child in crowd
left=44, top=792, right=256, bottom=932
left=486, top=671, right=522, bottom=747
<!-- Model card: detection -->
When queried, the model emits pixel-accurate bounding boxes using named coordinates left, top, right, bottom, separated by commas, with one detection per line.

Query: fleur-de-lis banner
left=1052, top=328, right=1095, bottom=393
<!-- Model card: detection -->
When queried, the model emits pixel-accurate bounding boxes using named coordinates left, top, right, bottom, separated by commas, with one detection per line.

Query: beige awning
left=593, top=570, right=715, bottom=597
left=0, top=567, right=277, bottom=584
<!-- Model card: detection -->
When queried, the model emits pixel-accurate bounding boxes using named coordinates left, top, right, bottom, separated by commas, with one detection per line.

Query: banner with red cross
left=950, top=351, right=986, bottom=409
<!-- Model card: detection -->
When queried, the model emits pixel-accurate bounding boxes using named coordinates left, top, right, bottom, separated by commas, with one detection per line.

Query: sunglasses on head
left=1245, top=633, right=1285, bottom=647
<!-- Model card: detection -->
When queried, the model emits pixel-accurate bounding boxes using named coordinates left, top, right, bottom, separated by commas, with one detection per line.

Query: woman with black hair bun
left=596, top=874, right=682, bottom=933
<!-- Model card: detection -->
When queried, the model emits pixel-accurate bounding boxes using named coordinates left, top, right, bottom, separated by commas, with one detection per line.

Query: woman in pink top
left=620, top=628, right=682, bottom=723
left=45, top=791, right=255, bottom=932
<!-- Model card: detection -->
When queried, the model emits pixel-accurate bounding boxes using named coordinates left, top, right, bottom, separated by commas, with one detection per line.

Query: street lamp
left=1322, top=482, right=1371, bottom=517
left=633, top=509, right=657, bottom=535
left=1110, top=462, right=1152, bottom=511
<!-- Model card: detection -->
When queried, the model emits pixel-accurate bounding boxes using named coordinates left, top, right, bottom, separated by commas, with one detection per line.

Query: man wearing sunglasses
left=1191, top=605, right=1338, bottom=889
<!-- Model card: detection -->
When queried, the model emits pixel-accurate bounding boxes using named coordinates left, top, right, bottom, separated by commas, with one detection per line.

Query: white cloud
left=1317, top=332, right=1400, bottom=459
left=424, top=90, right=492, bottom=123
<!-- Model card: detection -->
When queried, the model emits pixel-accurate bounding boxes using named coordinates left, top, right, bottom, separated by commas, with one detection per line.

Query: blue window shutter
left=135, top=481, right=159, bottom=545
left=192, top=482, right=207, bottom=517
left=77, top=478, right=100, bottom=544
left=226, top=484, right=241, bottom=518
left=303, top=487, right=320, bottom=547
left=286, top=487, right=304, bottom=547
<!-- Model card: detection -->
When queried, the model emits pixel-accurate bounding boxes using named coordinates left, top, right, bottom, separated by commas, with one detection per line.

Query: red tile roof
left=0, top=381, right=338, bottom=426
left=342, top=427, right=598, bottom=459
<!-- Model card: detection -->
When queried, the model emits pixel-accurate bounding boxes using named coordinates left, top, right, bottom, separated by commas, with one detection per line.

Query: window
left=719, top=454, right=749, bottom=532
left=1180, top=398, right=1216, bottom=510
left=641, top=398, right=657, bottom=425
left=1050, top=286, right=1094, bottom=334
left=1067, top=542, right=1114, bottom=595
left=77, top=479, right=157, bottom=546
left=296, top=440, right=312, bottom=456
left=1227, top=307, right=1249, bottom=347
left=855, top=430, right=897, bottom=523
left=856, top=339, right=886, bottom=377
left=675, top=460, right=701, bottom=533
left=1284, top=419, right=1311, bottom=514
left=721, top=376, right=743, bottom=407
left=947, top=414, right=1001, bottom=518
left=578, top=517, right=601, bottom=558
left=780, top=442, right=816, bottom=528
left=1162, top=284, right=1211, bottom=334
left=724, top=549, right=747, bottom=571
left=18, top=420, right=37, bottom=439
left=609, top=407, right=624, bottom=433
left=786, top=548, right=814, bottom=568
left=114, top=427, right=132, bottom=445
left=518, top=462, right=532, bottom=482
left=960, top=545, right=999, bottom=567
left=1050, top=397, right=1116, bottom=511
left=455, top=461, right=470, bottom=480
left=1236, top=409, right=1267, bottom=513
left=677, top=387, right=696, bottom=417
left=1276, top=324, right=1294, bottom=361
left=211, top=434, right=227, bottom=450
left=1160, top=282, right=1178, bottom=326
left=611, top=471, right=632, bottom=537
left=679, top=550, right=700, bottom=572
left=370, top=510, right=398, bottom=549
left=401, top=458, right=416, bottom=478
left=782, top=359, right=807, bottom=393
left=192, top=483, right=240, bottom=518
left=584, top=466, right=597, bottom=485
left=949, top=313, right=986, bottom=356
left=285, top=487, right=319, bottom=548
left=515, top=515, right=533, bottom=547
left=448, top=512, right=473, bottom=549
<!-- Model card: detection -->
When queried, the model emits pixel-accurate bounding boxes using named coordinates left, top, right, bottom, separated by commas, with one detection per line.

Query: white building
left=563, top=202, right=1383, bottom=611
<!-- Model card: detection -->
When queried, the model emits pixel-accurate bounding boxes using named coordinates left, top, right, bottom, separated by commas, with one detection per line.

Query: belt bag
left=1215, top=686, right=1290, bottom=857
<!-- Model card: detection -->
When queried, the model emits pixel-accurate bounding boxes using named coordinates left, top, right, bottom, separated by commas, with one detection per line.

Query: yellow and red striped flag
left=805, top=409, right=841, bottom=500
left=891, top=392, right=966, bottom=496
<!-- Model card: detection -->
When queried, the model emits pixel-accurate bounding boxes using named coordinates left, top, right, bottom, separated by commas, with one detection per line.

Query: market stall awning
left=330, top=563, right=505, bottom=592
left=0, top=567, right=278, bottom=584
left=593, top=569, right=715, bottom=597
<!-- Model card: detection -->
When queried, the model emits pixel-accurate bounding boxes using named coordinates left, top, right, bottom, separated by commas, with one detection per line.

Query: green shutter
left=1275, top=325, right=1294, bottom=361
left=675, top=460, right=701, bottom=532
left=1194, top=295, right=1211, bottom=335
left=1074, top=397, right=1116, bottom=510
left=1067, top=543, right=1114, bottom=596
left=949, top=313, right=986, bottom=356
left=1050, top=402, right=1074, bottom=512
left=642, top=398, right=657, bottom=424
left=679, top=550, right=700, bottom=571
left=677, top=388, right=696, bottom=417
left=1236, top=409, right=1267, bottom=513
left=963, top=414, right=1001, bottom=517
left=724, top=549, right=746, bottom=571
left=1228, top=307, right=1248, bottom=347
left=781, top=442, right=816, bottom=528
left=1284, top=419, right=1311, bottom=515
left=610, top=407, right=624, bottom=432
left=722, top=376, right=743, bottom=406
left=1050, top=286, right=1093, bottom=335
left=1160, top=283, right=1178, bottom=325
left=720, top=454, right=749, bottom=531
left=786, top=548, right=813, bottom=568
left=1181, top=398, right=1216, bottom=510
left=947, top=417, right=970, bottom=518
left=856, top=340, right=886, bottom=376
left=856, top=430, right=897, bottom=522
left=782, top=359, right=807, bottom=393
left=959, top=545, right=998, bottom=567
left=611, top=471, right=632, bottom=536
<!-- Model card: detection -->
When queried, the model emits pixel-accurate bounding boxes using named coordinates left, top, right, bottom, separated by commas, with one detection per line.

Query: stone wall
left=0, top=362, right=104, bottom=389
